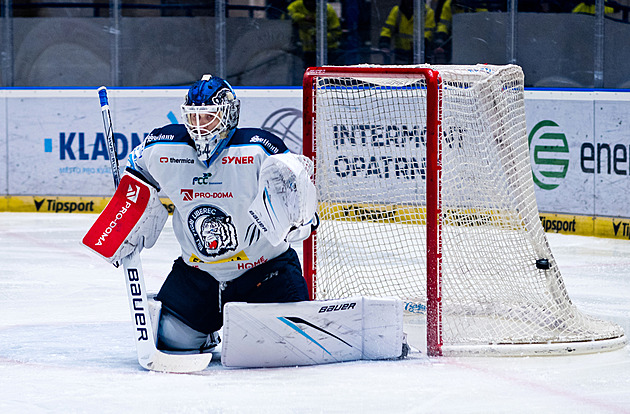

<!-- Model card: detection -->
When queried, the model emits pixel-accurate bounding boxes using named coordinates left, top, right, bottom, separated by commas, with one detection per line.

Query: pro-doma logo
left=528, top=120, right=569, bottom=190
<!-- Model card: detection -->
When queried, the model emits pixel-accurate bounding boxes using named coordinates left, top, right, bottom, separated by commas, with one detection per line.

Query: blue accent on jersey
left=205, top=129, right=236, bottom=168
left=127, top=153, right=136, bottom=170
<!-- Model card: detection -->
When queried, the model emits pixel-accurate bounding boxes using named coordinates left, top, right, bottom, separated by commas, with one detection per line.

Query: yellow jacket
left=379, top=4, right=435, bottom=51
left=287, top=0, right=341, bottom=52
left=572, top=3, right=615, bottom=15
left=436, top=0, right=487, bottom=36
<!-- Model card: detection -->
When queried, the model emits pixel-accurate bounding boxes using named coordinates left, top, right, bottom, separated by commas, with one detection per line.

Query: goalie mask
left=181, top=75, right=241, bottom=163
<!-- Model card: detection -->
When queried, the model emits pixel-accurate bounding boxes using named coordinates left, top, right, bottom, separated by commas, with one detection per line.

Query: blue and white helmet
left=181, top=74, right=240, bottom=163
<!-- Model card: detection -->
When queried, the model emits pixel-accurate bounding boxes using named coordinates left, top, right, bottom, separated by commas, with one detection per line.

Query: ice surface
left=1, top=213, right=629, bottom=413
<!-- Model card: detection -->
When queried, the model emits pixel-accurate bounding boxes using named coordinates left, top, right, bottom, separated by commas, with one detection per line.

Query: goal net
left=302, top=64, right=626, bottom=356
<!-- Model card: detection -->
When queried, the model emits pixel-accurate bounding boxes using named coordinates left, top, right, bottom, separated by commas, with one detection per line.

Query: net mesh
left=308, top=64, right=625, bottom=354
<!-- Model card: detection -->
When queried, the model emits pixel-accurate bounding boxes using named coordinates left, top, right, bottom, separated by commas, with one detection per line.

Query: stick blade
left=141, top=352, right=213, bottom=373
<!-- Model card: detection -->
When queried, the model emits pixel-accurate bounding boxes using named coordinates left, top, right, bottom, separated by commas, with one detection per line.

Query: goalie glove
left=248, top=153, right=317, bottom=246
left=286, top=212, right=319, bottom=243
left=82, top=172, right=168, bottom=266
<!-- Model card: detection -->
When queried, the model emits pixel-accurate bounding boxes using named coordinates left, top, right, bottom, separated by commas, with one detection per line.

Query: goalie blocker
left=221, top=296, right=405, bottom=368
left=82, top=171, right=168, bottom=264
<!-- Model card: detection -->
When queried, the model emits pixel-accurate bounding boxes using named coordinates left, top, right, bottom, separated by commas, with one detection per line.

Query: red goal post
left=301, top=65, right=626, bottom=357
left=303, top=66, right=443, bottom=356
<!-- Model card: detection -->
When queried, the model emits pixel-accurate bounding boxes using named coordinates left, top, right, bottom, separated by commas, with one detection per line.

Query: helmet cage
left=182, top=104, right=230, bottom=140
left=181, top=100, right=240, bottom=162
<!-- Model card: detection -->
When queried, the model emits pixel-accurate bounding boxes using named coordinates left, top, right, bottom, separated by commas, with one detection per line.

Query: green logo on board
left=528, top=120, right=569, bottom=190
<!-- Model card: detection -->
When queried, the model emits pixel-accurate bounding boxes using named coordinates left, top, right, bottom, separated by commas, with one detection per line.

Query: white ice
left=1, top=212, right=629, bottom=413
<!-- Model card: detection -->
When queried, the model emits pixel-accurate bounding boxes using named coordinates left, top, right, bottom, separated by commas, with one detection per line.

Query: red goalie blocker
left=83, top=174, right=153, bottom=260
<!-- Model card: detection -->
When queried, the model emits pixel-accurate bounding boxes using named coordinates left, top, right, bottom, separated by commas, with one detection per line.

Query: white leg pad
left=221, top=296, right=404, bottom=368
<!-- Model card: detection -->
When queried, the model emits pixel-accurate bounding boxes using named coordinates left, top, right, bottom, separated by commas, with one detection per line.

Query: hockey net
left=302, top=64, right=626, bottom=356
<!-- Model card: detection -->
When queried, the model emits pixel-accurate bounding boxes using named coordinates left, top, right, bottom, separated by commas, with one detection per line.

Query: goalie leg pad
left=82, top=172, right=168, bottom=264
left=221, top=296, right=404, bottom=368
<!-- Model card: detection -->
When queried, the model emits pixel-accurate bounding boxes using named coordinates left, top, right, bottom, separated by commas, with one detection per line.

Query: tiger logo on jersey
left=188, top=205, right=238, bottom=258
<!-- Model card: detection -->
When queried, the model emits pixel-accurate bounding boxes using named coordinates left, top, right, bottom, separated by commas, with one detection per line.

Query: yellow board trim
left=0, top=195, right=110, bottom=213
left=319, top=201, right=427, bottom=224
left=319, top=202, right=517, bottom=228
left=539, top=212, right=630, bottom=240
left=0, top=195, right=175, bottom=214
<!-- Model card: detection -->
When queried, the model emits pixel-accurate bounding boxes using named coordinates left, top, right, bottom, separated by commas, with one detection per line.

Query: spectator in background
left=572, top=1, right=616, bottom=15
left=433, top=0, right=500, bottom=64
left=433, top=0, right=460, bottom=64
left=287, top=0, right=342, bottom=70
left=378, top=0, right=436, bottom=64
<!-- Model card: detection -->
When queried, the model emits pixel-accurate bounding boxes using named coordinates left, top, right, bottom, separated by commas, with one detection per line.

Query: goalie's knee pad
left=157, top=307, right=219, bottom=353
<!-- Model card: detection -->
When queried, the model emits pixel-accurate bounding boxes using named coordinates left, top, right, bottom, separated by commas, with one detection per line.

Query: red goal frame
left=302, top=67, right=444, bottom=356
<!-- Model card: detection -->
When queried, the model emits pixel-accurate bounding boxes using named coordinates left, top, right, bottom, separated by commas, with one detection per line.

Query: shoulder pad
left=230, top=128, right=288, bottom=155
left=144, top=124, right=193, bottom=148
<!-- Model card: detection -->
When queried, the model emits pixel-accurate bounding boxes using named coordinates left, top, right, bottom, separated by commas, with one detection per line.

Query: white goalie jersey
left=126, top=123, right=315, bottom=283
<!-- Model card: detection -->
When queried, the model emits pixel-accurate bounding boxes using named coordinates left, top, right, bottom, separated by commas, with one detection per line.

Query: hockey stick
left=97, top=87, right=212, bottom=373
